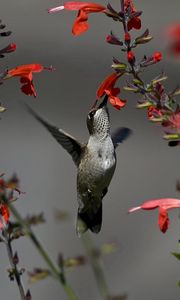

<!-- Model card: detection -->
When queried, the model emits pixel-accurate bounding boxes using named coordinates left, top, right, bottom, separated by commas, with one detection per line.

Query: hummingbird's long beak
left=98, top=95, right=108, bottom=109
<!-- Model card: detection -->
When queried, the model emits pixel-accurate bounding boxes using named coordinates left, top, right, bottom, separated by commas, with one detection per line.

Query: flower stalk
left=8, top=202, right=79, bottom=300
left=2, top=226, right=27, bottom=300
left=81, top=232, right=110, bottom=300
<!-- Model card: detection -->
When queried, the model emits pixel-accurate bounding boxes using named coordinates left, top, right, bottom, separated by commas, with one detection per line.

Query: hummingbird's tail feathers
left=76, top=204, right=102, bottom=237
left=26, top=104, right=84, bottom=166
left=111, top=127, right=132, bottom=149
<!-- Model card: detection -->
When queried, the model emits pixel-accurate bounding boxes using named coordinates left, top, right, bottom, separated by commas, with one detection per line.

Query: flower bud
left=153, top=51, right=162, bottom=62
left=127, top=51, right=135, bottom=62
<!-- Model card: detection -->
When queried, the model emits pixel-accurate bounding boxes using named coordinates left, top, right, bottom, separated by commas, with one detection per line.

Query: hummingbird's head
left=87, top=96, right=110, bottom=138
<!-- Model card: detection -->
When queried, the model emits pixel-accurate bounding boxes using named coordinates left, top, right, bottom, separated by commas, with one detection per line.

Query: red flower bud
left=106, top=35, right=111, bottom=42
left=153, top=51, right=162, bottom=62
left=124, top=32, right=131, bottom=42
left=127, top=51, right=135, bottom=62
left=6, top=43, right=17, bottom=52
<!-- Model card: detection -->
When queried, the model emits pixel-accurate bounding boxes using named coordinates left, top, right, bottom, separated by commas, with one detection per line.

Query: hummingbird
left=27, top=96, right=131, bottom=236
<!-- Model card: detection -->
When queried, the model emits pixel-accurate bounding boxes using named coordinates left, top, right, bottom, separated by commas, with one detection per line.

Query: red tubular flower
left=97, top=73, right=126, bottom=110
left=4, top=64, right=49, bottom=97
left=127, top=51, right=135, bottom=62
left=0, top=204, right=9, bottom=229
left=48, top=2, right=106, bottom=35
left=153, top=51, right=162, bottom=62
left=129, top=198, right=180, bottom=233
left=124, top=0, right=141, bottom=31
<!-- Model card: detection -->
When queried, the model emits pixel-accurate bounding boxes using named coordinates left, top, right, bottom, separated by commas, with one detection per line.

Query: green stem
left=81, top=233, right=110, bottom=300
left=3, top=228, right=26, bottom=300
left=8, top=203, right=79, bottom=300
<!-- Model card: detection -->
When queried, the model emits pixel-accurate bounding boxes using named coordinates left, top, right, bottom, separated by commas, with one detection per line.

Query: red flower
left=124, top=0, right=141, bottom=31
left=147, top=106, right=163, bottom=120
left=152, top=51, right=162, bottom=62
left=48, top=2, right=106, bottom=35
left=127, top=51, right=135, bottom=62
left=129, top=198, right=180, bottom=233
left=5, top=43, right=17, bottom=52
left=166, top=23, right=180, bottom=56
left=97, top=73, right=126, bottom=110
left=0, top=204, right=9, bottom=229
left=0, top=43, right=16, bottom=56
left=4, top=64, right=49, bottom=97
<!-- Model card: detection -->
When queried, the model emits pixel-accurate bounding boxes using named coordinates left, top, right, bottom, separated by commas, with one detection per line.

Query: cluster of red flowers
left=0, top=19, right=53, bottom=100
left=48, top=0, right=146, bottom=109
left=0, top=0, right=178, bottom=237
left=49, top=1, right=164, bottom=111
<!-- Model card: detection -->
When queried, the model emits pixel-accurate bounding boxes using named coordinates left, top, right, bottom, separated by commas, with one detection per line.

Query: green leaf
left=172, top=88, right=180, bottom=97
left=123, top=86, right=139, bottom=92
left=171, top=252, right=180, bottom=260
left=152, top=76, right=168, bottom=85
left=28, top=268, right=51, bottom=283
left=133, top=78, right=144, bottom=86
left=149, top=117, right=164, bottom=122
left=136, top=101, right=152, bottom=108
left=178, top=281, right=180, bottom=287
left=0, top=105, right=6, bottom=113
left=135, top=35, right=153, bottom=45
left=112, top=63, right=127, bottom=70
left=163, top=134, right=180, bottom=140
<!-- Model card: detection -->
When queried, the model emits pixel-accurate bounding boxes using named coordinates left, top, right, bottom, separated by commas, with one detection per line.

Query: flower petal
left=0, top=204, right=9, bottom=228
left=64, top=2, right=106, bottom=12
left=20, top=77, right=36, bottom=97
left=7, top=64, right=43, bottom=78
left=105, top=90, right=126, bottom=110
left=97, top=73, right=120, bottom=98
left=72, top=10, right=89, bottom=35
left=128, top=17, right=141, bottom=31
left=158, top=207, right=169, bottom=233
left=128, top=206, right=141, bottom=213
left=48, top=5, right=65, bottom=13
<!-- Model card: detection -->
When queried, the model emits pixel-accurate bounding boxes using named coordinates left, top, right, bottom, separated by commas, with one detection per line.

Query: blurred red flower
left=97, top=73, right=126, bottom=110
left=166, top=23, right=180, bottom=56
left=129, top=198, right=180, bottom=233
left=163, top=110, right=180, bottom=134
left=124, top=0, right=141, bottom=31
left=5, top=64, right=46, bottom=97
left=48, top=1, right=106, bottom=35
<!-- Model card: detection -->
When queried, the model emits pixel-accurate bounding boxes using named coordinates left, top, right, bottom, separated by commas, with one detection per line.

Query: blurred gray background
left=0, top=0, right=180, bottom=299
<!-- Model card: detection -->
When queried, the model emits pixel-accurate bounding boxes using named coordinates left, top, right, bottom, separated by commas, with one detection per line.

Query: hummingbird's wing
left=111, top=127, right=132, bottom=149
left=27, top=106, right=84, bottom=166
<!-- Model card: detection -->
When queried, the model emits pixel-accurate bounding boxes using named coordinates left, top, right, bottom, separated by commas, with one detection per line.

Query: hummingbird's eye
left=88, top=110, right=96, bottom=120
